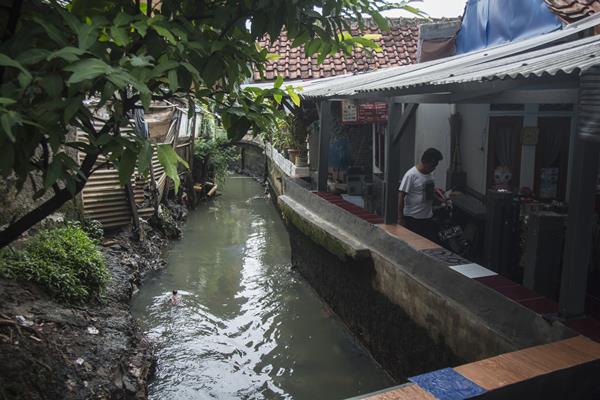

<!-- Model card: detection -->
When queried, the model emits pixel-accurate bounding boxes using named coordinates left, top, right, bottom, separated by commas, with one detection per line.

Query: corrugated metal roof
left=302, top=13, right=600, bottom=99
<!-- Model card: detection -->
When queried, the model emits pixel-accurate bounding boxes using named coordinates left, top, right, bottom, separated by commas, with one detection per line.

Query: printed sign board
left=341, top=100, right=388, bottom=124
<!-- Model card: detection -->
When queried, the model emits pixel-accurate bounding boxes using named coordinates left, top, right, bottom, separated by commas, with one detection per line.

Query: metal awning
left=302, top=13, right=600, bottom=100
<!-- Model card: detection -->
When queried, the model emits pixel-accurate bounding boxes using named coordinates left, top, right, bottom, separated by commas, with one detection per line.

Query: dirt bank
left=0, top=204, right=186, bottom=400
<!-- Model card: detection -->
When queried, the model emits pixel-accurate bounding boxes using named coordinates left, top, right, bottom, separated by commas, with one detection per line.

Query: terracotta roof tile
left=253, top=17, right=430, bottom=81
left=545, top=0, right=600, bottom=23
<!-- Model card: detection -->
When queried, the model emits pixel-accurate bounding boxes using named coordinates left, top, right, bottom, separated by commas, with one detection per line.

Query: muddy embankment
left=0, top=203, right=187, bottom=400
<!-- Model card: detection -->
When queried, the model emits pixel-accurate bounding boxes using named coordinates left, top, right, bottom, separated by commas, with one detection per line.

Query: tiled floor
left=408, top=368, right=486, bottom=399
left=305, top=191, right=600, bottom=399
left=563, top=318, right=600, bottom=342
left=454, top=336, right=600, bottom=391
left=378, top=224, right=440, bottom=251
left=362, top=336, right=600, bottom=399
left=377, top=218, right=600, bottom=342
left=362, top=384, right=436, bottom=400
left=315, top=192, right=384, bottom=224
left=421, top=248, right=470, bottom=266
left=518, top=297, right=559, bottom=314
left=474, top=274, right=519, bottom=289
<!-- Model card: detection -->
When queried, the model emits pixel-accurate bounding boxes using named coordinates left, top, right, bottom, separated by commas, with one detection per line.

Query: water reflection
left=130, top=176, right=393, bottom=399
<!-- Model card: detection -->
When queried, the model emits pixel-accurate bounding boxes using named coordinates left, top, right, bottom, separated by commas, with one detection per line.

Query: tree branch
left=0, top=117, right=115, bottom=247
left=0, top=152, right=99, bottom=248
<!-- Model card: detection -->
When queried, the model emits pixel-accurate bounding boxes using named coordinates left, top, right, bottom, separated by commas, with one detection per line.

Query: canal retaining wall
left=234, top=140, right=266, bottom=179
left=275, top=176, right=574, bottom=381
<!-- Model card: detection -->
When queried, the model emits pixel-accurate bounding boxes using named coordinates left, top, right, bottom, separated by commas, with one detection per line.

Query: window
left=487, top=116, right=523, bottom=191
left=490, top=104, right=524, bottom=112
left=535, top=117, right=571, bottom=200
left=538, top=104, right=574, bottom=112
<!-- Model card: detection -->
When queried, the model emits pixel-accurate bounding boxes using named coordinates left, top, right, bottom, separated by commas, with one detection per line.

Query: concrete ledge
left=265, top=143, right=310, bottom=178
left=278, top=195, right=370, bottom=261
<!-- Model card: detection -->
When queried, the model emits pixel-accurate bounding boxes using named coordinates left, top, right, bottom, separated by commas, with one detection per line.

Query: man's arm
left=398, top=191, right=406, bottom=226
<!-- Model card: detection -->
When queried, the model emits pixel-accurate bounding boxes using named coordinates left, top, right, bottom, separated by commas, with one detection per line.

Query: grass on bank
left=0, top=221, right=109, bottom=304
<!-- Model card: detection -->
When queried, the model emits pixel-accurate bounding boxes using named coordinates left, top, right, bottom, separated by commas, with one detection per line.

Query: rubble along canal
left=130, top=175, right=393, bottom=399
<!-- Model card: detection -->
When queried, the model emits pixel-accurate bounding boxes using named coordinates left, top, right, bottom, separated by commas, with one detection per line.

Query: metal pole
left=384, top=102, right=418, bottom=224
left=384, top=102, right=403, bottom=224
left=317, top=101, right=333, bottom=192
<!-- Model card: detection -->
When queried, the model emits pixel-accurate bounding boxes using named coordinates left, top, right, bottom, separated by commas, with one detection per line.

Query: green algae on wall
left=278, top=198, right=370, bottom=261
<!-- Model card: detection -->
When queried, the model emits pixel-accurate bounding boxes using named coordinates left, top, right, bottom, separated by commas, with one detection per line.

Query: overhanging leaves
left=157, top=144, right=189, bottom=193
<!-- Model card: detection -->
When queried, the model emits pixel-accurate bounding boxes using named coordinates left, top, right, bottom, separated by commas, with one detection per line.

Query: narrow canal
left=130, top=175, right=393, bottom=400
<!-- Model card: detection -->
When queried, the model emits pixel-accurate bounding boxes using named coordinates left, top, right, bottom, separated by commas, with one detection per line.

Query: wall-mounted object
left=521, top=127, right=539, bottom=145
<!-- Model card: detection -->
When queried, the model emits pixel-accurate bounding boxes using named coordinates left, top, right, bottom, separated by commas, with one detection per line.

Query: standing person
left=398, top=148, right=443, bottom=242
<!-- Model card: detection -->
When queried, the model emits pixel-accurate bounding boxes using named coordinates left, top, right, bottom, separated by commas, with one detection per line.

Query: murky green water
left=130, top=176, right=393, bottom=400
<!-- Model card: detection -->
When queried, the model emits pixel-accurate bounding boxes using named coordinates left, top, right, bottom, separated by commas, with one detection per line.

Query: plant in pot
left=295, top=149, right=308, bottom=167
left=287, top=110, right=311, bottom=165
left=271, top=116, right=295, bottom=157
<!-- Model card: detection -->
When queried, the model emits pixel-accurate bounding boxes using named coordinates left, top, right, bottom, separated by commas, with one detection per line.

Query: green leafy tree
left=0, top=0, right=423, bottom=247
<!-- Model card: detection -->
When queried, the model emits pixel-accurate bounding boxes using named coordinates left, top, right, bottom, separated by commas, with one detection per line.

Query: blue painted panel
left=409, top=368, right=486, bottom=400
left=456, top=0, right=563, bottom=54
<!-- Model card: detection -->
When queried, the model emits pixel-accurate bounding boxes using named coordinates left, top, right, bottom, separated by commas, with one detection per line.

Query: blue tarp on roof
left=456, top=0, right=563, bottom=54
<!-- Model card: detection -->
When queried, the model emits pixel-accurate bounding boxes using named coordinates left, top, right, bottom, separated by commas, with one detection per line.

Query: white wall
left=414, top=104, right=452, bottom=189
left=457, top=104, right=490, bottom=194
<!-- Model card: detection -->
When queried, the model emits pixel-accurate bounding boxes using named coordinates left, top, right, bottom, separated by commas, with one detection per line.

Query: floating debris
left=15, top=315, right=34, bottom=327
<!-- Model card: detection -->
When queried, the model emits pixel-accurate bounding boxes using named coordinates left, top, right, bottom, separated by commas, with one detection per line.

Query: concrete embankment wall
left=234, top=141, right=267, bottom=180
left=239, top=147, right=575, bottom=380
left=275, top=176, right=574, bottom=381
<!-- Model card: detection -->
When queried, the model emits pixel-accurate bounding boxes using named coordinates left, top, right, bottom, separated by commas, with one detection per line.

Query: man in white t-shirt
left=398, top=148, right=443, bottom=242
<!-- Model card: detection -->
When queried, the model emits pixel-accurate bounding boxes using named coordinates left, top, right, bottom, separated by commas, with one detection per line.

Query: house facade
left=291, top=1, right=600, bottom=324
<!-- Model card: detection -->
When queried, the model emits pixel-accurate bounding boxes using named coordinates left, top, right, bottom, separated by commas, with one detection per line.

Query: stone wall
left=237, top=142, right=266, bottom=179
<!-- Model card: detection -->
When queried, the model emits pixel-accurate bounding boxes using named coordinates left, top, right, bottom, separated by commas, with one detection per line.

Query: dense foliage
left=0, top=224, right=109, bottom=303
left=194, top=135, right=239, bottom=185
left=0, top=0, right=422, bottom=246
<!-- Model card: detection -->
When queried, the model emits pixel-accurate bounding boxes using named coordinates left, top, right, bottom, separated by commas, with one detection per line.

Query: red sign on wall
left=341, top=101, right=388, bottom=124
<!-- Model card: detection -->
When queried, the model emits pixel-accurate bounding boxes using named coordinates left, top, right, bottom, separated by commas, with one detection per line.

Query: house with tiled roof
left=257, top=3, right=600, bottom=386
left=545, top=0, right=600, bottom=23
left=253, top=18, right=439, bottom=82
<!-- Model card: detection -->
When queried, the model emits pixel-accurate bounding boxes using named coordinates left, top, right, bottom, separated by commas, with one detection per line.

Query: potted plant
left=287, top=148, right=301, bottom=164
left=295, top=150, right=308, bottom=167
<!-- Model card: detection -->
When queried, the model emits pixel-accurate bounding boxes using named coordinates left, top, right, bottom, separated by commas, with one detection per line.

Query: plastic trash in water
left=15, top=315, right=34, bottom=327
left=87, top=326, right=99, bottom=335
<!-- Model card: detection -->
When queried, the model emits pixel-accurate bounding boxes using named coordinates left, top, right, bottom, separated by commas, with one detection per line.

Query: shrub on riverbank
left=0, top=225, right=109, bottom=303
left=194, top=135, right=240, bottom=185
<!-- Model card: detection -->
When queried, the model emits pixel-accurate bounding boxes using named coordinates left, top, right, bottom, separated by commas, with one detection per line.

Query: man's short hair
left=421, top=148, right=443, bottom=164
